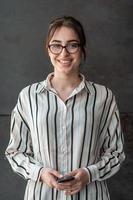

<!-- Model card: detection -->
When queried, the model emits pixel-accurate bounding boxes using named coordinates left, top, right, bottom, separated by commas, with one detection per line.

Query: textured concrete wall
left=0, top=0, right=133, bottom=199
left=0, top=0, right=133, bottom=113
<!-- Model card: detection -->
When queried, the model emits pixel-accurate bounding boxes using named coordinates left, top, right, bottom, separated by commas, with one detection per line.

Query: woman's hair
left=46, top=16, right=86, bottom=60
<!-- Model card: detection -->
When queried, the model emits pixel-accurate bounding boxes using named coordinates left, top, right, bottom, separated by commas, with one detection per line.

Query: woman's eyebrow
left=50, top=39, right=79, bottom=43
left=67, top=40, right=79, bottom=43
left=51, top=40, right=61, bottom=43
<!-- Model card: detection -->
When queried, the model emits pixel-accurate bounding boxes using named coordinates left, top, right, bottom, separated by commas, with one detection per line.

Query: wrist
left=39, top=168, right=51, bottom=182
left=82, top=167, right=90, bottom=183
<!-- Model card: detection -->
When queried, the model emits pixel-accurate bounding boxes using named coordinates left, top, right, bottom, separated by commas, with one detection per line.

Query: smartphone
left=57, top=175, right=75, bottom=183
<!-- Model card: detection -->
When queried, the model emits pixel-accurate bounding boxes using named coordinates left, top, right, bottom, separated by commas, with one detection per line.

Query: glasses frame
left=48, top=43, right=81, bottom=55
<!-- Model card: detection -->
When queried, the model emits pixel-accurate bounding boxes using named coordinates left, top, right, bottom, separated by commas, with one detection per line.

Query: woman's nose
left=60, top=47, right=70, bottom=56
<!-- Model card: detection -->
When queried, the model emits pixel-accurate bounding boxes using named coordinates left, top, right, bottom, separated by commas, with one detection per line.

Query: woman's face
left=48, top=26, right=82, bottom=76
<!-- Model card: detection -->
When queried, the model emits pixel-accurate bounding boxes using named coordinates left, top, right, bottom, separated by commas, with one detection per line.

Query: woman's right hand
left=40, top=168, right=63, bottom=189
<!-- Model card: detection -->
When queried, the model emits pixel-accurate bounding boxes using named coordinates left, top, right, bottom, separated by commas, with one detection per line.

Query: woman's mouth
left=58, top=59, right=72, bottom=65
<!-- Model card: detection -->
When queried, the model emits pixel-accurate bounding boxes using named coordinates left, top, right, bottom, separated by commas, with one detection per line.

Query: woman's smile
left=48, top=26, right=82, bottom=75
left=57, top=58, right=72, bottom=66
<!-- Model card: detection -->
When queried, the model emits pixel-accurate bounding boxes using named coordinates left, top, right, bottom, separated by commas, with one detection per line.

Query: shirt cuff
left=30, top=165, right=44, bottom=182
left=86, top=165, right=99, bottom=182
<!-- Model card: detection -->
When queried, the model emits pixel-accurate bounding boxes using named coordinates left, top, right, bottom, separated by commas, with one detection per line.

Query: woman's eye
left=69, top=43, right=79, bottom=48
left=52, top=44, right=61, bottom=49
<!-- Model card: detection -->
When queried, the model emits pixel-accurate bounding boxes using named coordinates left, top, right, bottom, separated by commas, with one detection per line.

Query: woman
left=5, top=16, right=125, bottom=200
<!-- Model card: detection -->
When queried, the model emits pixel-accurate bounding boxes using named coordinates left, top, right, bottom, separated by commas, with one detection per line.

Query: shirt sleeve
left=5, top=91, right=44, bottom=182
left=86, top=95, right=125, bottom=182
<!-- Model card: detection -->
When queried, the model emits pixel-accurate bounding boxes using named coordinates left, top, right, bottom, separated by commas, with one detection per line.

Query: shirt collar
left=36, top=72, right=92, bottom=94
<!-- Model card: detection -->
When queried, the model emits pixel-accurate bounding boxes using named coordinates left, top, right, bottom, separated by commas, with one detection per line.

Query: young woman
left=5, top=16, right=125, bottom=200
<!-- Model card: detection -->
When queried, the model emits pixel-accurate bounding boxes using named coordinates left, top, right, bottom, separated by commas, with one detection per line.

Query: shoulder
left=85, top=81, right=115, bottom=101
left=18, top=81, right=45, bottom=100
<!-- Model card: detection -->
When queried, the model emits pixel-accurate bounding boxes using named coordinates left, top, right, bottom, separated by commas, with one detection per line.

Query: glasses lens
left=49, top=44, right=62, bottom=54
left=66, top=43, right=80, bottom=53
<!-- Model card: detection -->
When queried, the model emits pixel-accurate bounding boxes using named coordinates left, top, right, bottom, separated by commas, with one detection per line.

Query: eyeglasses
left=48, top=43, right=81, bottom=55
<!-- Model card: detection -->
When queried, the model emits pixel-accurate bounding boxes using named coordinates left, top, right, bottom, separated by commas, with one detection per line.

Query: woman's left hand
left=57, top=168, right=90, bottom=196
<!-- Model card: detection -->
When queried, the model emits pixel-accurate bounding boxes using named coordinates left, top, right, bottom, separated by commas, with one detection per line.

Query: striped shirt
left=5, top=73, right=125, bottom=200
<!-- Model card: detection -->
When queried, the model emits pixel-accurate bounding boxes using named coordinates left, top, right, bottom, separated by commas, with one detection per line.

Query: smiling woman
left=47, top=26, right=82, bottom=80
left=5, top=16, right=125, bottom=200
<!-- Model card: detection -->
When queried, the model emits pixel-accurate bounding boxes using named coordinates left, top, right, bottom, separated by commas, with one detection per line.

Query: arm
left=86, top=95, right=125, bottom=182
left=5, top=92, right=43, bottom=182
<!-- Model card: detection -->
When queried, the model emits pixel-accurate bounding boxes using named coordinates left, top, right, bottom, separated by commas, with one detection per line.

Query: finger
left=41, top=169, right=61, bottom=188
left=57, top=183, right=73, bottom=190
left=58, top=178, right=77, bottom=186
left=65, top=187, right=80, bottom=196
left=50, top=169, right=63, bottom=178
left=61, top=182, right=79, bottom=192
left=45, top=175, right=56, bottom=188
left=57, top=180, right=80, bottom=192
left=56, top=180, right=78, bottom=191
left=48, top=176, right=63, bottom=190
left=69, top=188, right=80, bottom=195
left=66, top=171, right=80, bottom=182
left=66, top=169, right=78, bottom=176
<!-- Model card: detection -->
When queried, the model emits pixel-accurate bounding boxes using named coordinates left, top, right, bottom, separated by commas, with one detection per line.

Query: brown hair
left=46, top=16, right=86, bottom=60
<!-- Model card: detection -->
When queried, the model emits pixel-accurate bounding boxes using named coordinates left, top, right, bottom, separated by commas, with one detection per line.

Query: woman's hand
left=57, top=168, right=90, bottom=195
left=40, top=168, right=62, bottom=189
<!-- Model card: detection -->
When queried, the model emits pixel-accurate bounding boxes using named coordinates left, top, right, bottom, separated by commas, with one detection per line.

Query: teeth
left=60, top=60, right=71, bottom=64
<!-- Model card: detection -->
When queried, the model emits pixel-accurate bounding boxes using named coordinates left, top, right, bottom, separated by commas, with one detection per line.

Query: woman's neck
left=49, top=72, right=82, bottom=102
left=50, top=72, right=81, bottom=91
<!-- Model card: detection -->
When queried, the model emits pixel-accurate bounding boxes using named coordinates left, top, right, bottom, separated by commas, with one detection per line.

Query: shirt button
left=61, top=147, right=64, bottom=152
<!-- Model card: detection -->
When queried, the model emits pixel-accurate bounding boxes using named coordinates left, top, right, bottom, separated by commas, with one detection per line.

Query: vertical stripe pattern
left=5, top=73, right=125, bottom=200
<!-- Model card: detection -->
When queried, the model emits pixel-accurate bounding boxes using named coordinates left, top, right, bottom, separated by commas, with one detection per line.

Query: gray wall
left=0, top=0, right=133, bottom=199
left=0, top=0, right=133, bottom=113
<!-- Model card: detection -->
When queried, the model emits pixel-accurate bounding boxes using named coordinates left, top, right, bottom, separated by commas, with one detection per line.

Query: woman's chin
left=56, top=65, right=72, bottom=73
